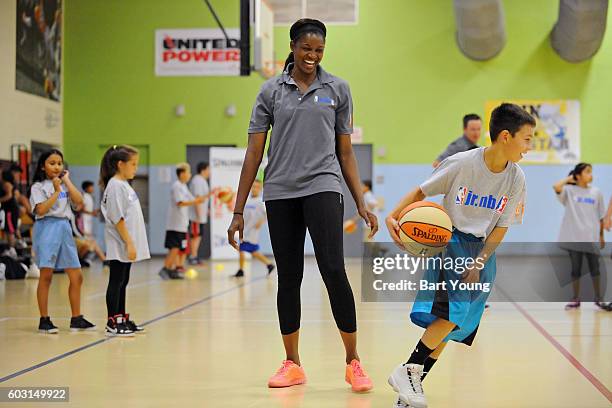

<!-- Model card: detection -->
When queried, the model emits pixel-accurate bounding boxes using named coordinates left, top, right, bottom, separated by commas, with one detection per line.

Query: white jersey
left=30, top=180, right=74, bottom=220
left=189, top=174, right=210, bottom=224
left=166, top=181, right=194, bottom=233
left=101, top=177, right=150, bottom=263
left=420, top=147, right=526, bottom=239
left=82, top=192, right=94, bottom=236
left=242, top=195, right=266, bottom=244
left=557, top=184, right=605, bottom=243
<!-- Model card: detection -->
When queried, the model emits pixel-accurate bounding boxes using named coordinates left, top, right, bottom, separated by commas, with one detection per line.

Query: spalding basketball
left=217, top=187, right=234, bottom=203
left=398, top=201, right=453, bottom=256
left=343, top=219, right=357, bottom=234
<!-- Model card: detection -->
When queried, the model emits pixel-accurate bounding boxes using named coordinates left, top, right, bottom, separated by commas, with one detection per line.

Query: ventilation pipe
left=453, top=0, right=506, bottom=60
left=551, top=0, right=609, bottom=62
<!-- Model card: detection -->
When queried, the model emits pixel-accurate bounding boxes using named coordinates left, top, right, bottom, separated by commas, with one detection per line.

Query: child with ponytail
left=100, top=145, right=150, bottom=336
left=554, top=162, right=607, bottom=310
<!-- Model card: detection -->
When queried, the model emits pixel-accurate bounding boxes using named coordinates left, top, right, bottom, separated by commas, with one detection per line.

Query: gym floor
left=0, top=258, right=610, bottom=407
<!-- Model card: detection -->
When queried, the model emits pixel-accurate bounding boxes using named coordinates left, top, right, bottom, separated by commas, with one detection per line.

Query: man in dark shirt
left=433, top=113, right=482, bottom=168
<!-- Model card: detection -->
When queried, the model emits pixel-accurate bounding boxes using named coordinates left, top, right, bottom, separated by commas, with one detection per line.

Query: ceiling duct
left=453, top=0, right=506, bottom=60
left=551, top=0, right=609, bottom=62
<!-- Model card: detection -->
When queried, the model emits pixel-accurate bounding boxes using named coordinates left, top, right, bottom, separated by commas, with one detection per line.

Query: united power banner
left=155, top=28, right=240, bottom=76
left=485, top=100, right=580, bottom=164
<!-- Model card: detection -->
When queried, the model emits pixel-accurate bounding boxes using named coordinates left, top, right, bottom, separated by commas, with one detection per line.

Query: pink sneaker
left=345, top=359, right=373, bottom=392
left=268, top=360, right=306, bottom=388
left=565, top=299, right=580, bottom=310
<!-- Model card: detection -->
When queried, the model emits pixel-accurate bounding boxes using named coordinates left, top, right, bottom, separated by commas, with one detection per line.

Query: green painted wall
left=64, top=0, right=612, bottom=165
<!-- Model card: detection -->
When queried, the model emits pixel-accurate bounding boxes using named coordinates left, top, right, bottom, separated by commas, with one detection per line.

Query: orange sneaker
left=268, top=360, right=307, bottom=388
left=345, top=359, right=373, bottom=392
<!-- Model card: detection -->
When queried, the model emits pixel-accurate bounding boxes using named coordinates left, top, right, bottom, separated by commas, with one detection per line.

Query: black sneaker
left=168, top=269, right=185, bottom=280
left=594, top=301, right=608, bottom=310
left=565, top=299, right=581, bottom=310
left=70, top=315, right=96, bottom=331
left=234, top=269, right=244, bottom=278
left=105, top=315, right=134, bottom=337
left=267, top=264, right=276, bottom=275
left=187, top=257, right=201, bottom=265
left=38, top=317, right=58, bottom=334
left=124, top=313, right=145, bottom=333
left=604, top=303, right=612, bottom=311
left=158, top=267, right=171, bottom=280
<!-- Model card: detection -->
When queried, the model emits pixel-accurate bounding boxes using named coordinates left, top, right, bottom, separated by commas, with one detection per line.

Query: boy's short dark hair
left=176, top=162, right=190, bottom=177
left=9, top=162, right=22, bottom=173
left=489, top=103, right=536, bottom=142
left=463, top=113, right=481, bottom=128
left=1, top=170, right=14, bottom=184
left=82, top=181, right=94, bottom=190
left=196, top=162, right=209, bottom=173
left=363, top=180, right=372, bottom=190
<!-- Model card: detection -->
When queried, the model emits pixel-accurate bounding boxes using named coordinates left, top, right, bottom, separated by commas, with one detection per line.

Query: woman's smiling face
left=291, top=33, right=325, bottom=76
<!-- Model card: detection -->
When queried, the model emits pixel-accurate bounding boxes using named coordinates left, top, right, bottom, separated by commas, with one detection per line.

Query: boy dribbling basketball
left=385, top=103, right=535, bottom=408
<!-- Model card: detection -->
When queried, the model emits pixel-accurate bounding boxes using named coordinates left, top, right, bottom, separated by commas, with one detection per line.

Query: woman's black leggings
left=568, top=250, right=600, bottom=278
left=106, top=260, right=132, bottom=317
left=266, top=191, right=356, bottom=335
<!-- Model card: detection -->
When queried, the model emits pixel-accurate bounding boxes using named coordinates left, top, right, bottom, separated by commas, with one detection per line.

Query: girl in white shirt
left=100, top=145, right=150, bottom=336
left=553, top=162, right=606, bottom=310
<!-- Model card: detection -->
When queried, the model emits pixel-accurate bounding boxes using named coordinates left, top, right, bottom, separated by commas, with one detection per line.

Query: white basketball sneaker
left=392, top=397, right=412, bottom=407
left=26, top=263, right=40, bottom=279
left=388, top=363, right=427, bottom=408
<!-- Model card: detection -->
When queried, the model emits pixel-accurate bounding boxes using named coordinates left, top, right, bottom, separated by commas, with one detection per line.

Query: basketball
left=343, top=219, right=357, bottom=234
left=217, top=187, right=234, bottom=203
left=398, top=201, right=453, bottom=256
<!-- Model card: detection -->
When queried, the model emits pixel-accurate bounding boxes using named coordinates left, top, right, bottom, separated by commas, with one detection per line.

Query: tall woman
left=228, top=19, right=377, bottom=392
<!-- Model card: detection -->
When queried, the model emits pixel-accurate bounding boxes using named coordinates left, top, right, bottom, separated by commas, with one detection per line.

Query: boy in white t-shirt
left=234, top=180, right=275, bottom=277
left=188, top=162, right=212, bottom=265
left=160, top=163, right=204, bottom=280
left=80, top=181, right=97, bottom=238
left=386, top=103, right=534, bottom=408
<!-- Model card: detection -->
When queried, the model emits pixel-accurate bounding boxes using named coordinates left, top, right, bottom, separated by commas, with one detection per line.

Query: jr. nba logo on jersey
left=455, top=186, right=468, bottom=205
left=455, top=186, right=509, bottom=214
left=495, top=196, right=509, bottom=214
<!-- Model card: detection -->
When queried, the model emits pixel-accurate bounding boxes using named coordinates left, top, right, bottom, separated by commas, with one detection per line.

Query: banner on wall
left=155, top=28, right=240, bottom=76
left=209, top=148, right=268, bottom=259
left=16, top=0, right=62, bottom=101
left=485, top=100, right=580, bottom=164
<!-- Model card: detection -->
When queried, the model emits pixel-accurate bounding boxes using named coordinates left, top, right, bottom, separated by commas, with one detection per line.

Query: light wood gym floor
left=0, top=258, right=610, bottom=407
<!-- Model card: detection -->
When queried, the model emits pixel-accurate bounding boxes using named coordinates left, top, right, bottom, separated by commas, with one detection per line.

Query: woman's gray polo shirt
left=248, top=64, right=353, bottom=201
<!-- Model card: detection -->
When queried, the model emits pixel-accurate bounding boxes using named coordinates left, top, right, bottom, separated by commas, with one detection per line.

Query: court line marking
left=0, top=275, right=267, bottom=384
left=499, top=288, right=612, bottom=404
